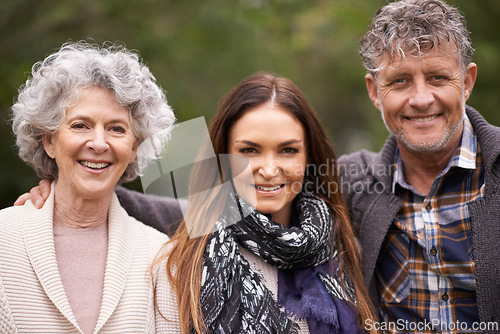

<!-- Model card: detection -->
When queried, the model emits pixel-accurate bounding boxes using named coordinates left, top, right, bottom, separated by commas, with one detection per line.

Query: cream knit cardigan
left=0, top=184, right=168, bottom=334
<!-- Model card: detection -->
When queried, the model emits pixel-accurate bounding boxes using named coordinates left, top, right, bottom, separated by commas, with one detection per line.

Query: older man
left=339, top=0, right=499, bottom=332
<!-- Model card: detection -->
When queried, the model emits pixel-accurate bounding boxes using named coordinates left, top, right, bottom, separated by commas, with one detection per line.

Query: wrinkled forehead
left=377, top=39, right=460, bottom=72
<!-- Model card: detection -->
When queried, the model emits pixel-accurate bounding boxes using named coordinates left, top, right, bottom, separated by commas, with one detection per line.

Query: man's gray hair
left=360, top=0, right=474, bottom=75
left=11, top=41, right=175, bottom=183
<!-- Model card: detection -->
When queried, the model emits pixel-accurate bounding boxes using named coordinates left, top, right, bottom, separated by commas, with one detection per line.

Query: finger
left=39, top=179, right=52, bottom=200
left=13, top=193, right=30, bottom=206
left=29, top=186, right=44, bottom=209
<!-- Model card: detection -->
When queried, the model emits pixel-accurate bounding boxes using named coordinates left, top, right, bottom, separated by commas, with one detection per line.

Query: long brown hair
left=154, top=72, right=375, bottom=333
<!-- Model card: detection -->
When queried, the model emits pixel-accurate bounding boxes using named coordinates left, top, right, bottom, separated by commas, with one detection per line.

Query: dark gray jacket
left=115, top=186, right=185, bottom=236
left=338, top=106, right=500, bottom=330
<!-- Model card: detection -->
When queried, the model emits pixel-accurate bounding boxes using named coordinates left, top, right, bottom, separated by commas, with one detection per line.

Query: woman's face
left=42, top=86, right=138, bottom=200
left=228, top=102, right=307, bottom=226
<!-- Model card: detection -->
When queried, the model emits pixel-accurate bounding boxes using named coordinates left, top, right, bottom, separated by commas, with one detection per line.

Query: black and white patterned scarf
left=198, top=190, right=357, bottom=334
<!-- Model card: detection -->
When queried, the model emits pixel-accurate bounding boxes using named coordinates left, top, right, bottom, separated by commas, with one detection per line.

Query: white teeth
left=412, top=115, right=438, bottom=123
left=255, top=185, right=282, bottom=191
left=80, top=161, right=110, bottom=169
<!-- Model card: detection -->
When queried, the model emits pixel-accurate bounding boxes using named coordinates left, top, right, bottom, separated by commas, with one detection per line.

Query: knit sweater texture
left=0, top=184, right=168, bottom=333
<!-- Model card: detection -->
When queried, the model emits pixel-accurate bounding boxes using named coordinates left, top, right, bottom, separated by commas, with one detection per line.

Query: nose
left=86, top=128, right=110, bottom=153
left=408, top=79, right=435, bottom=110
left=258, top=155, right=280, bottom=179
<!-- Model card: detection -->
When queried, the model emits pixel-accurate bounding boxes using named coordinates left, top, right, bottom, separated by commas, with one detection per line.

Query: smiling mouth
left=405, top=115, right=439, bottom=123
left=254, top=184, right=284, bottom=191
left=79, top=161, right=111, bottom=170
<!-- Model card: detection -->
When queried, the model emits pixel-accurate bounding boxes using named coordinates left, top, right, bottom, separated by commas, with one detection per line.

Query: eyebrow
left=278, top=139, right=303, bottom=147
left=66, top=114, right=130, bottom=124
left=235, top=140, right=261, bottom=148
left=235, top=139, right=303, bottom=147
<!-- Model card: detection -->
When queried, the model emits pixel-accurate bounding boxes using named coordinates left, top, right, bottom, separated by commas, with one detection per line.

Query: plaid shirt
left=377, top=116, right=485, bottom=333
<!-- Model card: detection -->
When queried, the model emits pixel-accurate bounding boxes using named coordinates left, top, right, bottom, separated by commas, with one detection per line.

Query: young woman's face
left=228, top=102, right=307, bottom=226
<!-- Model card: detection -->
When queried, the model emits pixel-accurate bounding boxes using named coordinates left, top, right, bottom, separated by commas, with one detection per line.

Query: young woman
left=155, top=72, right=375, bottom=333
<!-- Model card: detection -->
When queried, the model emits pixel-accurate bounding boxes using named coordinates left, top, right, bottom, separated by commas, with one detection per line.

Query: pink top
left=54, top=223, right=108, bottom=334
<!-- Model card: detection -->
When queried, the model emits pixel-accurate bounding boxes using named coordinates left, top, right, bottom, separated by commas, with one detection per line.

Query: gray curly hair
left=360, top=0, right=474, bottom=75
left=11, top=41, right=175, bottom=183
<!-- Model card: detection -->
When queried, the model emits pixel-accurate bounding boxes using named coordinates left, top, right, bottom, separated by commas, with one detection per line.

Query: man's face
left=365, top=46, right=477, bottom=155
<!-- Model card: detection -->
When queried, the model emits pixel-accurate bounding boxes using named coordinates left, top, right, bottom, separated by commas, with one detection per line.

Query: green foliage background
left=1, top=0, right=499, bottom=208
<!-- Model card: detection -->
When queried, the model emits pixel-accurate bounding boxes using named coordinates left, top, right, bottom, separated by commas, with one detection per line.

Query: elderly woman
left=0, top=41, right=174, bottom=333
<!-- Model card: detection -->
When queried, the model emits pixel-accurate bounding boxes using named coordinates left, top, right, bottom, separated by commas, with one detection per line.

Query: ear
left=463, top=62, right=477, bottom=102
left=365, top=73, right=381, bottom=111
left=129, top=139, right=140, bottom=164
left=42, top=133, right=55, bottom=159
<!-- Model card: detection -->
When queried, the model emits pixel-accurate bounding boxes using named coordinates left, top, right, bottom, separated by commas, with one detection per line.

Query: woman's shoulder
left=0, top=204, right=25, bottom=218
left=118, top=210, right=169, bottom=245
left=0, top=201, right=37, bottom=232
left=0, top=205, right=26, bottom=244
left=109, top=193, right=169, bottom=257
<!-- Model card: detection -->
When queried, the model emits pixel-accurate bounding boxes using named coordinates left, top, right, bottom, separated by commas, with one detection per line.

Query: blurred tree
left=0, top=0, right=498, bottom=208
